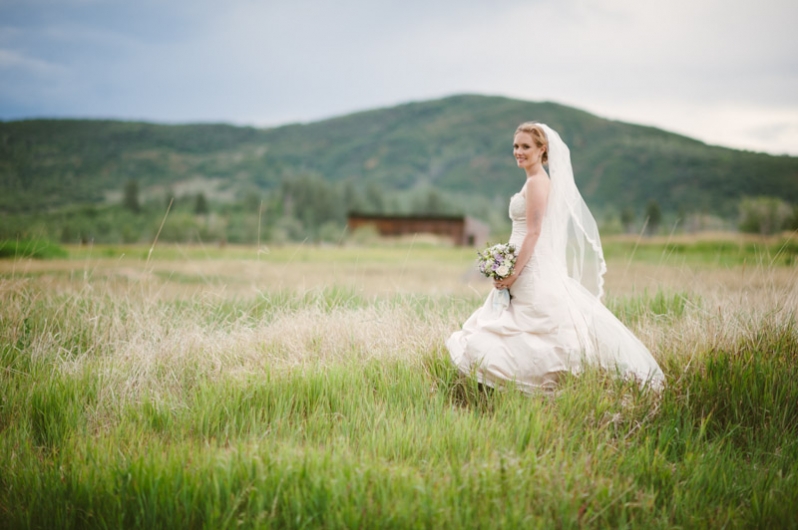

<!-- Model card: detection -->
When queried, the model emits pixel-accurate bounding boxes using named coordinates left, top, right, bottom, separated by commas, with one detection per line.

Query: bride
left=447, top=122, right=665, bottom=392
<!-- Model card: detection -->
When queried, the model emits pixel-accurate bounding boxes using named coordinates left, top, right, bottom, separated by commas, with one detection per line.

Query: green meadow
left=1, top=237, right=797, bottom=528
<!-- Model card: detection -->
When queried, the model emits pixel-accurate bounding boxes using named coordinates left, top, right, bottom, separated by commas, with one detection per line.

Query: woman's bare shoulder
left=525, top=172, right=550, bottom=194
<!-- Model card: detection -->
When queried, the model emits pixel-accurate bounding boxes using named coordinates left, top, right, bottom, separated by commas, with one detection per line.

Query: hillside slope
left=1, top=95, right=796, bottom=216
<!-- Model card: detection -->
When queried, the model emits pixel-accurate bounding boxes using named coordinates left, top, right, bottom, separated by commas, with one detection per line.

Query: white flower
left=476, top=242, right=518, bottom=280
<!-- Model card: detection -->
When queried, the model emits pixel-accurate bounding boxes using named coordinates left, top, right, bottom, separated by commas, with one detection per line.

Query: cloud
left=0, top=0, right=795, bottom=154
left=0, top=48, right=66, bottom=76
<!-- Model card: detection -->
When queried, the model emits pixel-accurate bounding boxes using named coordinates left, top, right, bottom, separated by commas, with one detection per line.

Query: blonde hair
left=515, top=122, right=548, bottom=164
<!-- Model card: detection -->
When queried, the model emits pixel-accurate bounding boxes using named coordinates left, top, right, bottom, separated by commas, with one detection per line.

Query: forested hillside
left=0, top=120, right=266, bottom=213
left=258, top=96, right=798, bottom=217
left=1, top=95, right=797, bottom=243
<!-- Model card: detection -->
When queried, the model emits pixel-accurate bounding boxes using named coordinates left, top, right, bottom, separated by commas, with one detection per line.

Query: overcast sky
left=1, top=0, right=796, bottom=155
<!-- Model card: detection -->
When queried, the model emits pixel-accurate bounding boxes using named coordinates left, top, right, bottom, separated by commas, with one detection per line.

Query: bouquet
left=477, top=242, right=519, bottom=312
left=477, top=242, right=519, bottom=281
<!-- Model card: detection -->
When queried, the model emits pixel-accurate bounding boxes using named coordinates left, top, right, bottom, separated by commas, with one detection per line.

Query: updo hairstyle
left=515, top=122, right=548, bottom=164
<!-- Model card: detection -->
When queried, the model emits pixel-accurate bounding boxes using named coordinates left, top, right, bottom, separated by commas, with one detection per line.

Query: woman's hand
left=493, top=272, right=518, bottom=290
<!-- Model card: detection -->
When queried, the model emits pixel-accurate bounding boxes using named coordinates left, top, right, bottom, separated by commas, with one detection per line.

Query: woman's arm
left=494, top=174, right=549, bottom=289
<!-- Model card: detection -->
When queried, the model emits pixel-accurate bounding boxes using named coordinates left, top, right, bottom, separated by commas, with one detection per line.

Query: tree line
left=3, top=173, right=795, bottom=247
left=0, top=175, right=507, bottom=245
left=603, top=197, right=798, bottom=237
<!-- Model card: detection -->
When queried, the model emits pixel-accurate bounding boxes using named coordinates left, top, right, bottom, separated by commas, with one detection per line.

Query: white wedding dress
left=447, top=125, right=665, bottom=393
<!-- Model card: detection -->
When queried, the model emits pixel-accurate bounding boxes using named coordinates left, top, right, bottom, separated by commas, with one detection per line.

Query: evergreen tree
left=194, top=192, right=209, bottom=215
left=123, top=179, right=140, bottom=213
left=645, top=199, right=662, bottom=235
left=243, top=189, right=261, bottom=213
left=423, top=188, right=444, bottom=215
left=60, top=223, right=73, bottom=243
left=620, top=207, right=635, bottom=233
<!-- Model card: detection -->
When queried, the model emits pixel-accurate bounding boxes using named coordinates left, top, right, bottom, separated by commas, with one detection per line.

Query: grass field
left=1, top=236, right=797, bottom=528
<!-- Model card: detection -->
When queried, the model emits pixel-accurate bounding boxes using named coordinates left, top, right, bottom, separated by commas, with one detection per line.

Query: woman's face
left=513, top=132, right=545, bottom=172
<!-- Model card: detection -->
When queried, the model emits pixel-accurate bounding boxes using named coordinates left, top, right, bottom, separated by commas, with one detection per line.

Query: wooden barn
left=347, top=213, right=490, bottom=247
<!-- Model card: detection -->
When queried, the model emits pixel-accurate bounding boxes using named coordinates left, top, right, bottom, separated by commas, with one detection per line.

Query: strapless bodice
left=508, top=190, right=553, bottom=251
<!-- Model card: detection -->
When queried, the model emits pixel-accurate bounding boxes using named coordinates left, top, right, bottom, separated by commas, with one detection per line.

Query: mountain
left=1, top=94, right=796, bottom=217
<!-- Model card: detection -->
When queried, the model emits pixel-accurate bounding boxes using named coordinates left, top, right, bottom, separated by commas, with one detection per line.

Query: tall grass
left=1, top=247, right=797, bottom=528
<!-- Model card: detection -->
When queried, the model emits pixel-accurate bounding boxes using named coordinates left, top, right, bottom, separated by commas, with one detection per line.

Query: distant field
left=1, top=238, right=797, bottom=528
left=601, top=231, right=798, bottom=266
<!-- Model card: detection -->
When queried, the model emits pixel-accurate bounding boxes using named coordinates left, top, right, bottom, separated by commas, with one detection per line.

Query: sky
left=1, top=0, right=797, bottom=155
